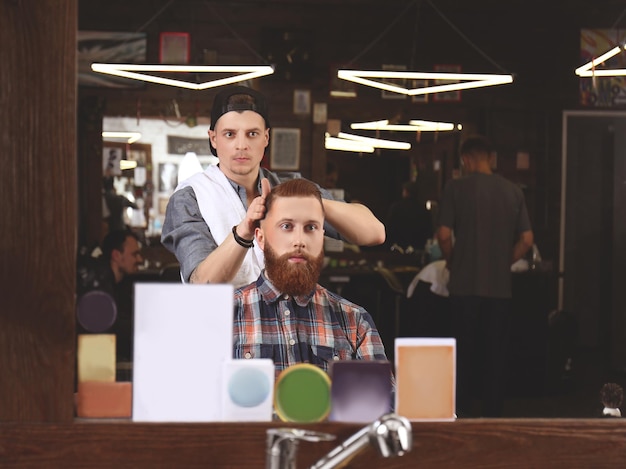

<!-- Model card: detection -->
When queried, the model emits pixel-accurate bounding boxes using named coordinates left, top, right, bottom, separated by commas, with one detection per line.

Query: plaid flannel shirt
left=233, top=272, right=389, bottom=378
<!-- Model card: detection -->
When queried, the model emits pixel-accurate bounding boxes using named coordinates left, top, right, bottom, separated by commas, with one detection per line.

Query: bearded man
left=233, top=178, right=389, bottom=378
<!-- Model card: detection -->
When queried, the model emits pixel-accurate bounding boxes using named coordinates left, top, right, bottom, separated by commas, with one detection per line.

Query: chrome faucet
left=265, top=413, right=413, bottom=469
left=266, top=428, right=335, bottom=469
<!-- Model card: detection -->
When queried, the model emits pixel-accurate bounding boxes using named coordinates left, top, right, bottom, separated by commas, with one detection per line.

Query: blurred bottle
left=530, top=243, right=542, bottom=270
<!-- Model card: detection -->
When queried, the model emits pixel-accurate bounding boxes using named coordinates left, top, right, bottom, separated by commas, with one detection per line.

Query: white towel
left=406, top=260, right=450, bottom=298
left=177, top=165, right=264, bottom=288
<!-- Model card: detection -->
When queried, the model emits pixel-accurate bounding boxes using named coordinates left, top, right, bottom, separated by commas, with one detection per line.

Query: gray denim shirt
left=161, top=167, right=342, bottom=282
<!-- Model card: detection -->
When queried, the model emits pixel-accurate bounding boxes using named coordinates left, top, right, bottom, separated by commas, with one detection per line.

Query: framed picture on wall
left=78, top=31, right=147, bottom=88
left=103, top=146, right=123, bottom=176
left=159, top=32, right=190, bottom=64
left=270, top=128, right=301, bottom=170
left=158, top=162, right=179, bottom=193
left=293, top=89, right=311, bottom=115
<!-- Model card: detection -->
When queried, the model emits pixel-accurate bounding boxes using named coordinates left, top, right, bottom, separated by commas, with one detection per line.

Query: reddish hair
left=264, top=178, right=324, bottom=218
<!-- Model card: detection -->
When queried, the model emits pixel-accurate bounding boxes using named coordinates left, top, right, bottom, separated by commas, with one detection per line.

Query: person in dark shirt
left=385, top=181, right=433, bottom=252
left=436, top=135, right=534, bottom=417
left=77, top=229, right=143, bottom=362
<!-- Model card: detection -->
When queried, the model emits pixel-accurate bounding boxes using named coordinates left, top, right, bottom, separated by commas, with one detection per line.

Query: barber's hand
left=237, top=178, right=271, bottom=239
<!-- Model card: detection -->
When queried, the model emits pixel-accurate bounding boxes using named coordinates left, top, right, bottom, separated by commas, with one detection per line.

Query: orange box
left=76, top=381, right=132, bottom=418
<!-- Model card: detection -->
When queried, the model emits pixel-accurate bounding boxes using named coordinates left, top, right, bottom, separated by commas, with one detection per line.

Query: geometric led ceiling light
left=102, top=131, right=142, bottom=144
left=325, top=134, right=375, bottom=153
left=91, top=64, right=275, bottom=90
left=337, top=70, right=513, bottom=96
left=409, top=120, right=460, bottom=131
left=337, top=132, right=411, bottom=150
left=575, top=44, right=626, bottom=77
left=351, top=119, right=458, bottom=132
left=334, top=0, right=516, bottom=97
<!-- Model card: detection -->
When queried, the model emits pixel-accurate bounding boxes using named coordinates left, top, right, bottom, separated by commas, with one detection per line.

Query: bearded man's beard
left=264, top=244, right=324, bottom=296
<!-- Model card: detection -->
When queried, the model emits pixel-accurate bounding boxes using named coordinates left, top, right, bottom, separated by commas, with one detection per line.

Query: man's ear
left=111, top=249, right=123, bottom=264
left=255, top=227, right=265, bottom=250
left=264, top=128, right=270, bottom=149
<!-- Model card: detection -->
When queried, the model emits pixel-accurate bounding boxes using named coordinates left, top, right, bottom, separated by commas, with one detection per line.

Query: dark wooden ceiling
left=78, top=0, right=626, bottom=83
left=78, top=0, right=626, bottom=120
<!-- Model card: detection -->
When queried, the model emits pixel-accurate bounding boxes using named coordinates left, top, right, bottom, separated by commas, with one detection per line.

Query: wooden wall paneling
left=311, top=122, right=327, bottom=185
left=78, top=93, right=105, bottom=248
left=0, top=0, right=77, bottom=422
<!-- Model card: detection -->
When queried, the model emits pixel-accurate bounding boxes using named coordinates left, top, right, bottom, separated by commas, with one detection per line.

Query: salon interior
left=3, top=0, right=626, bottom=467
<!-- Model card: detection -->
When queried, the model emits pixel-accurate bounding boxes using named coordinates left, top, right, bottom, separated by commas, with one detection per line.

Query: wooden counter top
left=1, top=419, right=625, bottom=468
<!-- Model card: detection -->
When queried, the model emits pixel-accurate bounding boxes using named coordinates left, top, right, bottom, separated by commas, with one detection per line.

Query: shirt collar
left=258, top=271, right=316, bottom=306
left=223, top=168, right=270, bottom=206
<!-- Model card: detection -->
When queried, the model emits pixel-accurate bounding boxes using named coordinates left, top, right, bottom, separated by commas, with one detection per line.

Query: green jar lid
left=274, top=364, right=331, bottom=422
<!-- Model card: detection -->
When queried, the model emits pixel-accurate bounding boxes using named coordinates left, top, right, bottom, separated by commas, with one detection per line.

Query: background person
left=385, top=180, right=433, bottom=253
left=436, top=134, right=534, bottom=417
left=100, top=229, right=143, bottom=363
left=78, top=229, right=143, bottom=363
left=161, top=85, right=385, bottom=288
left=233, top=178, right=389, bottom=378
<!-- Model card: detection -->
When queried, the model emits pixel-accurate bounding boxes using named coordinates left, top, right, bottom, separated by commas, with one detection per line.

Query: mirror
left=77, top=0, right=626, bottom=419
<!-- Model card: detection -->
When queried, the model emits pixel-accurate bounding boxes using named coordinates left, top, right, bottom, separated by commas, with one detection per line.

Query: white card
left=132, top=283, right=234, bottom=422
left=221, top=359, right=274, bottom=422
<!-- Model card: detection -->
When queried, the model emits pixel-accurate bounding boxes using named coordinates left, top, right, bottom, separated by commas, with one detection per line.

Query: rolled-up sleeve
left=355, top=310, right=388, bottom=362
left=161, top=186, right=218, bottom=282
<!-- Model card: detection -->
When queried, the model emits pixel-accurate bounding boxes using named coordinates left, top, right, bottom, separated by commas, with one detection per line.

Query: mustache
left=284, top=250, right=313, bottom=261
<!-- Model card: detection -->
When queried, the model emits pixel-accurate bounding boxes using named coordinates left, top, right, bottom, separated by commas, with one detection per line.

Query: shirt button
left=283, top=294, right=290, bottom=300
left=244, top=352, right=252, bottom=359
left=289, top=339, right=296, bottom=346
left=284, top=310, right=290, bottom=316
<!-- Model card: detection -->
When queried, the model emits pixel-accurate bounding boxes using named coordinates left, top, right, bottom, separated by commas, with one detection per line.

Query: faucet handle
left=310, top=413, right=413, bottom=469
left=371, top=413, right=413, bottom=457
left=266, top=428, right=335, bottom=469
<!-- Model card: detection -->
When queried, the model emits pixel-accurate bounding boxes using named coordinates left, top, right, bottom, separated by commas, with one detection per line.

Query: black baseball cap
left=209, top=85, right=270, bottom=157
left=209, top=85, right=270, bottom=130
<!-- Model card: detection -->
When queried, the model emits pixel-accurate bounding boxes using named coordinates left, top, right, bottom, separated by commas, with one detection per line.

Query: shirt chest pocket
left=233, top=343, right=354, bottom=366
left=308, top=344, right=353, bottom=367
left=233, top=343, right=275, bottom=360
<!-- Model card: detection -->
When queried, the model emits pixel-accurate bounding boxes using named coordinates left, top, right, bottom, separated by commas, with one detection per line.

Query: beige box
left=395, top=337, right=456, bottom=421
left=77, top=334, right=116, bottom=383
